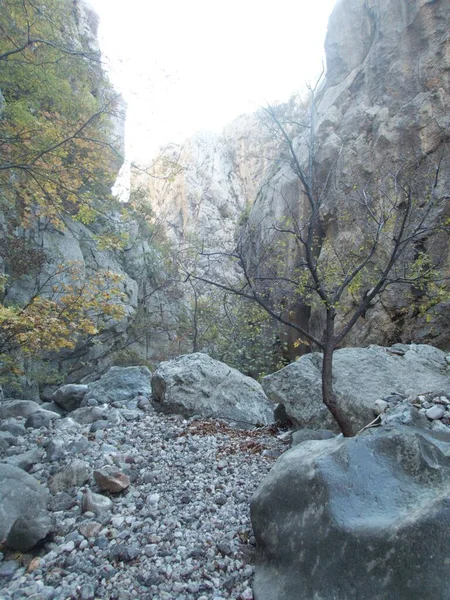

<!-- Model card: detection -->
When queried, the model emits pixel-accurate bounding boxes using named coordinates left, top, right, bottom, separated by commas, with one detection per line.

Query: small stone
left=217, top=459, right=227, bottom=470
left=25, top=558, right=40, bottom=574
left=109, top=543, right=139, bottom=562
left=111, top=516, right=125, bottom=527
left=45, top=437, right=66, bottom=462
left=217, top=541, right=232, bottom=555
left=426, top=405, right=445, bottom=420
left=62, top=541, right=75, bottom=552
left=49, top=460, right=90, bottom=493
left=0, top=560, right=20, bottom=579
left=147, top=493, right=160, bottom=505
left=431, top=421, right=449, bottom=433
left=94, top=468, right=130, bottom=493
left=373, top=399, right=389, bottom=415
left=48, top=492, right=76, bottom=512
left=78, top=582, right=96, bottom=600
left=25, top=409, right=60, bottom=429
left=81, top=489, right=113, bottom=515
left=241, top=587, right=253, bottom=600
left=214, top=493, right=227, bottom=506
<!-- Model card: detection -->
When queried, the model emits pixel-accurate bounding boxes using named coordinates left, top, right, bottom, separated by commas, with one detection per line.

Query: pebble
left=0, top=411, right=283, bottom=600
left=373, top=399, right=389, bottom=415
left=426, top=405, right=445, bottom=420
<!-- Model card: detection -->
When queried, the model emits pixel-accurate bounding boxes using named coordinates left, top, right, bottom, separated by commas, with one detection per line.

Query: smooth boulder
left=262, top=344, right=450, bottom=433
left=83, top=366, right=151, bottom=407
left=52, top=384, right=88, bottom=412
left=152, top=353, right=273, bottom=427
left=0, top=465, right=52, bottom=551
left=251, top=418, right=450, bottom=600
left=0, top=400, right=41, bottom=419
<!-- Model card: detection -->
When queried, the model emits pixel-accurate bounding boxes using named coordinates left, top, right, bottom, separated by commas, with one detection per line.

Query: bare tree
left=186, top=90, right=450, bottom=437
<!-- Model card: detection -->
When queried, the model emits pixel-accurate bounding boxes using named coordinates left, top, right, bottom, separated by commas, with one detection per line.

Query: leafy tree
left=0, top=0, right=128, bottom=377
left=0, top=261, right=125, bottom=380
left=187, top=90, right=450, bottom=437
left=0, top=0, right=123, bottom=227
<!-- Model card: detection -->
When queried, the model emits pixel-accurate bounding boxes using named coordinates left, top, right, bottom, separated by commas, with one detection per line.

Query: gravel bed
left=0, top=412, right=286, bottom=600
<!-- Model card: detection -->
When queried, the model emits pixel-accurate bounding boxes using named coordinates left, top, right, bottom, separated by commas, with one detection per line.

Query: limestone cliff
left=137, top=0, right=450, bottom=354
left=246, top=0, right=450, bottom=349
left=0, top=0, right=155, bottom=393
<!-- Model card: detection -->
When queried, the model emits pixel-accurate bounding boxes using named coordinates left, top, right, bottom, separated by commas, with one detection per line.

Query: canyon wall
left=137, top=0, right=450, bottom=355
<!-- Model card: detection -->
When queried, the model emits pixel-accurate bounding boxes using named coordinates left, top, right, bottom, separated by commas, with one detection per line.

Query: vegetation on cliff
left=0, top=0, right=127, bottom=382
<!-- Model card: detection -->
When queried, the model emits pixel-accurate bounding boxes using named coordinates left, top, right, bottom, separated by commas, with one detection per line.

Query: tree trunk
left=321, top=313, right=354, bottom=437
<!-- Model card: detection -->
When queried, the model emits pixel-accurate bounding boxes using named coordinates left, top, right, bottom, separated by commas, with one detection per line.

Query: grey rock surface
left=290, top=429, right=336, bottom=447
left=1, top=448, right=42, bottom=472
left=0, top=400, right=41, bottom=419
left=25, top=409, right=61, bottom=429
left=70, top=406, right=108, bottom=424
left=49, top=460, right=90, bottom=493
left=262, top=344, right=450, bottom=433
left=152, top=353, right=274, bottom=426
left=251, top=421, right=450, bottom=600
left=83, top=366, right=151, bottom=406
left=0, top=464, right=52, bottom=551
left=53, top=384, right=88, bottom=412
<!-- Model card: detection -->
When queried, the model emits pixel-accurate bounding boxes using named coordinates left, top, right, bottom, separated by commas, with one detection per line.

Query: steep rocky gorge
left=1, top=0, right=449, bottom=392
left=136, top=0, right=450, bottom=355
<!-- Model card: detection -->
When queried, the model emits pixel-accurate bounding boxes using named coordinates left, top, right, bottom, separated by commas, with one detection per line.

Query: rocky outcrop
left=262, top=344, right=450, bottom=433
left=246, top=0, right=450, bottom=350
left=152, top=353, right=274, bottom=426
left=134, top=0, right=450, bottom=356
left=134, top=133, right=248, bottom=247
left=250, top=410, right=450, bottom=600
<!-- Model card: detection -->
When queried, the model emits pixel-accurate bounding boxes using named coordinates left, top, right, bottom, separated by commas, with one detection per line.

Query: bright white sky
left=89, top=0, right=337, bottom=163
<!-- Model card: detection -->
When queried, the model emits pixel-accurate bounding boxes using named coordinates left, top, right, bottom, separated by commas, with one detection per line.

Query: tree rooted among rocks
left=188, top=88, right=450, bottom=436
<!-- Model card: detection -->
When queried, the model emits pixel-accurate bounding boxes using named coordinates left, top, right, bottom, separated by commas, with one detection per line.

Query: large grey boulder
left=251, top=420, right=450, bottom=600
left=0, top=465, right=52, bottom=551
left=262, top=344, right=450, bottom=433
left=25, top=409, right=61, bottom=429
left=83, top=366, right=151, bottom=406
left=0, top=400, right=41, bottom=419
left=52, top=384, right=88, bottom=412
left=152, top=353, right=273, bottom=427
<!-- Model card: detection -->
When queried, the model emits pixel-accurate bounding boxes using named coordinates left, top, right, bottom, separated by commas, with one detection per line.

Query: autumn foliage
left=0, top=0, right=127, bottom=377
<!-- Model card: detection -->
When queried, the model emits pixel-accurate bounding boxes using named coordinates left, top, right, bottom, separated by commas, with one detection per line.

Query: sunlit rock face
left=246, top=0, right=450, bottom=349
left=134, top=132, right=245, bottom=249
left=133, top=112, right=280, bottom=251
left=136, top=0, right=449, bottom=353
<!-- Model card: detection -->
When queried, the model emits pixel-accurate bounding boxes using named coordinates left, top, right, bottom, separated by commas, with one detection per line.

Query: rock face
left=152, top=353, right=274, bottom=426
left=83, top=366, right=152, bottom=406
left=251, top=419, right=450, bottom=600
left=246, top=0, right=450, bottom=351
left=135, top=0, right=450, bottom=358
left=0, top=465, right=52, bottom=551
left=262, top=344, right=450, bottom=433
